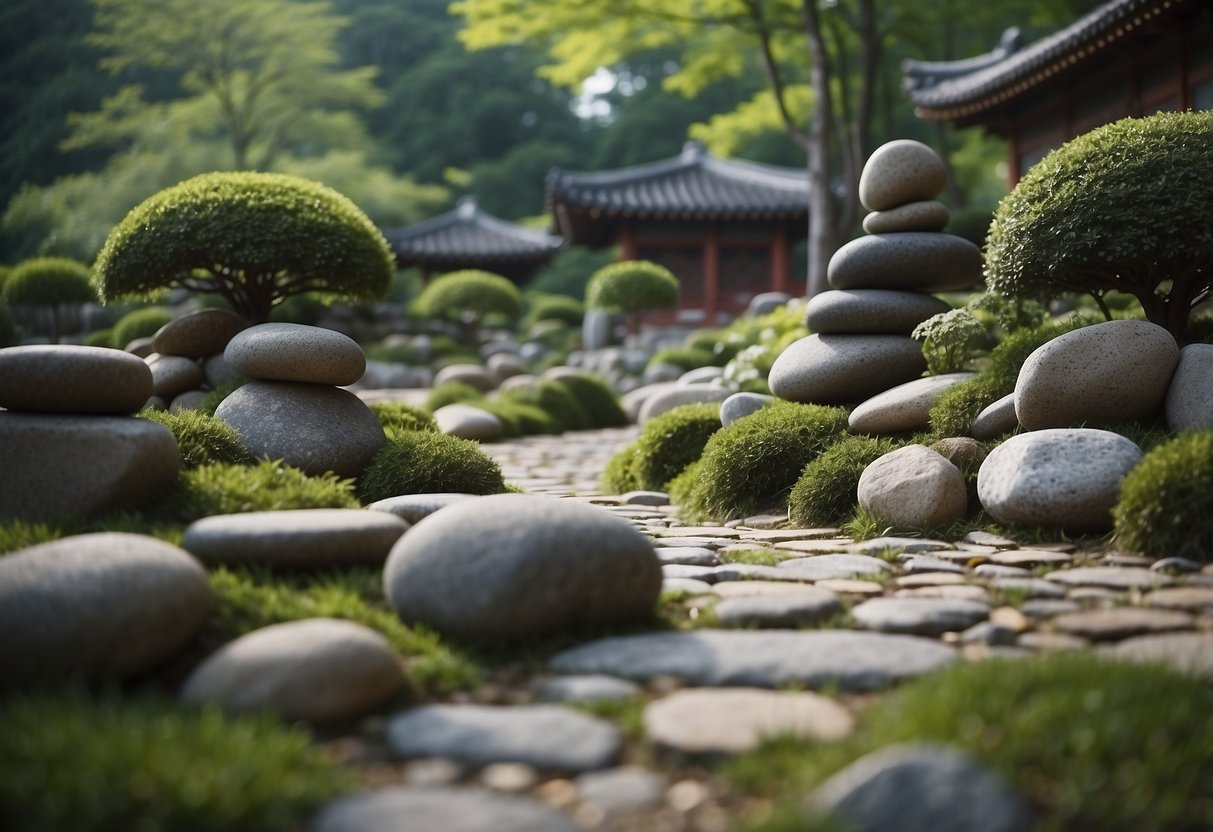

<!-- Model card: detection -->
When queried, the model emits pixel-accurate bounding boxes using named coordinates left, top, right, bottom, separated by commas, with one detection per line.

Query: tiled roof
left=385, top=198, right=563, bottom=267
left=903, top=0, right=1191, bottom=119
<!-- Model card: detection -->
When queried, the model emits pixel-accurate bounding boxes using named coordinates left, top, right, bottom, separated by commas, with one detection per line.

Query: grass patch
left=139, top=408, right=256, bottom=468
left=571, top=697, right=648, bottom=742
left=548, top=371, right=628, bottom=428
left=368, top=401, right=439, bottom=436
left=356, top=431, right=507, bottom=504
left=149, top=460, right=358, bottom=523
left=789, top=435, right=902, bottom=527
left=0, top=519, right=63, bottom=555
left=424, top=381, right=484, bottom=411
left=718, top=548, right=783, bottom=567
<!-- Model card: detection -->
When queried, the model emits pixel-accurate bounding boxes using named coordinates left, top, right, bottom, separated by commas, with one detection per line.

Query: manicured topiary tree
left=524, top=293, right=584, bottom=329
left=985, top=111, right=1213, bottom=339
left=412, top=270, right=521, bottom=348
left=586, top=259, right=680, bottom=340
left=3, top=257, right=96, bottom=344
left=93, top=171, right=395, bottom=323
left=110, top=306, right=175, bottom=350
left=1113, top=430, right=1213, bottom=562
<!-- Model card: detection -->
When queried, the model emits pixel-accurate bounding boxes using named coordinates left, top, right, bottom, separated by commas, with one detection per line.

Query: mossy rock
left=548, top=371, right=627, bottom=428
left=1113, top=429, right=1213, bottom=561
left=603, top=403, right=724, bottom=494
left=155, top=460, right=358, bottom=523
left=139, top=408, right=255, bottom=469
left=788, top=435, right=902, bottom=527
left=357, top=431, right=507, bottom=504
left=424, top=381, right=484, bottom=412
left=368, top=401, right=440, bottom=436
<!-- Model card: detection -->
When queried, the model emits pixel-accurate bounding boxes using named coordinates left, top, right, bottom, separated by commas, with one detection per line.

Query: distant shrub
left=357, top=431, right=507, bottom=504
left=684, top=328, right=740, bottom=363
left=3, top=257, right=96, bottom=344
left=477, top=400, right=558, bottom=436
left=498, top=380, right=590, bottom=432
left=788, top=435, right=902, bottom=526
left=80, top=328, right=114, bottom=348
left=1113, top=430, right=1213, bottom=562
left=111, top=306, right=174, bottom=349
left=0, top=303, right=18, bottom=347
left=368, top=401, right=439, bottom=436
left=425, top=381, right=484, bottom=412
left=548, top=371, right=627, bottom=428
left=648, top=346, right=717, bottom=372
left=363, top=341, right=425, bottom=365
left=601, top=444, right=643, bottom=494
left=525, top=293, right=585, bottom=328
left=412, top=270, right=521, bottom=347
left=604, top=403, right=724, bottom=494
left=912, top=307, right=986, bottom=375
left=140, top=409, right=255, bottom=468
left=586, top=259, right=680, bottom=335
left=161, top=460, right=357, bottom=522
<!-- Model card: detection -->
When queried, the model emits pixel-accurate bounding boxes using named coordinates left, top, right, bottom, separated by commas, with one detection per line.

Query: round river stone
left=152, top=308, right=249, bottom=358
left=224, top=322, right=366, bottom=386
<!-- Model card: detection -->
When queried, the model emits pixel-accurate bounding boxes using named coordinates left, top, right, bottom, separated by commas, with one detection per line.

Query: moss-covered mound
left=602, top=403, right=724, bottom=494
left=111, top=306, right=175, bottom=349
left=477, top=400, right=558, bottom=437
left=548, top=371, right=627, bottom=428
left=1113, top=429, right=1213, bottom=562
left=357, top=430, right=507, bottom=504
left=497, top=380, right=590, bottom=433
left=369, top=401, right=440, bottom=436
left=680, top=402, right=849, bottom=522
left=788, top=435, right=902, bottom=527
left=648, top=346, right=717, bottom=372
left=162, top=460, right=358, bottom=522
left=140, top=408, right=256, bottom=468
left=424, top=381, right=484, bottom=412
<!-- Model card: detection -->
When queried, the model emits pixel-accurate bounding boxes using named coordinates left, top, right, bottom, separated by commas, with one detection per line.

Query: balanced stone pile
left=215, top=322, right=386, bottom=477
left=770, top=140, right=982, bottom=406
left=0, top=345, right=180, bottom=521
left=143, top=308, right=250, bottom=411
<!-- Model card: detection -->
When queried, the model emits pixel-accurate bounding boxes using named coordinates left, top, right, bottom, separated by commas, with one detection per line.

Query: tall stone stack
left=769, top=140, right=982, bottom=405
left=215, top=322, right=386, bottom=478
left=144, top=308, right=251, bottom=411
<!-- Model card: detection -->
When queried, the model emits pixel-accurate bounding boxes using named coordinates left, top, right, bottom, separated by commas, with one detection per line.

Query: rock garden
left=1, top=112, right=1212, bottom=832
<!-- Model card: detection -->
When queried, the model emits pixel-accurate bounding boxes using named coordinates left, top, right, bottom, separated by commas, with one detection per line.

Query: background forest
left=0, top=0, right=1101, bottom=283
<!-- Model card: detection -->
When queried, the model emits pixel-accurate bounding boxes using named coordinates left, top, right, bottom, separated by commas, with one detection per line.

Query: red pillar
left=772, top=225, right=790, bottom=295
left=704, top=225, right=720, bottom=325
left=619, top=225, right=637, bottom=261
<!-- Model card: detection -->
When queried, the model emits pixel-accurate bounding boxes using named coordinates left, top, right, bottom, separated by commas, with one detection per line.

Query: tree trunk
left=802, top=0, right=838, bottom=299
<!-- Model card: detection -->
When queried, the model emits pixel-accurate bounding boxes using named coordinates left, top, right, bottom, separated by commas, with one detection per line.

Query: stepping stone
left=663, top=578, right=714, bottom=595
left=1019, top=599, right=1081, bottom=619
left=387, top=704, right=620, bottom=773
left=1051, top=607, right=1194, bottom=642
left=433, top=404, right=504, bottom=441
left=804, top=289, right=951, bottom=335
left=849, top=374, right=976, bottom=435
left=862, top=200, right=950, bottom=234
left=147, top=354, right=205, bottom=399
left=183, top=509, right=408, bottom=568
left=180, top=618, right=404, bottom=721
left=655, top=547, right=721, bottom=567
left=895, top=572, right=968, bottom=588
left=225, top=322, right=366, bottom=386
left=434, top=363, right=496, bottom=392
left=574, top=767, right=666, bottom=815
left=312, top=786, right=577, bottom=832
left=827, top=233, right=981, bottom=293
left=817, top=579, right=886, bottom=596
left=152, top=307, right=249, bottom=358
left=1043, top=567, right=1175, bottom=591
left=532, top=675, right=641, bottom=704
left=774, top=554, right=892, bottom=579
left=851, top=597, right=989, bottom=637
left=902, top=556, right=964, bottom=574
left=638, top=385, right=732, bottom=423
left=774, top=539, right=854, bottom=554
left=621, top=490, right=670, bottom=506
left=714, top=588, right=842, bottom=628
left=365, top=493, right=481, bottom=524
left=850, top=537, right=953, bottom=555
left=652, top=526, right=741, bottom=539
left=1145, top=587, right=1213, bottom=611
left=644, top=688, right=854, bottom=754
left=991, top=577, right=1067, bottom=599
left=0, top=345, right=152, bottom=414
left=858, top=139, right=948, bottom=211
left=662, top=564, right=718, bottom=583
left=962, top=530, right=1018, bottom=548
left=549, top=630, right=956, bottom=691
left=768, top=334, right=926, bottom=405
left=711, top=580, right=844, bottom=598
left=895, top=585, right=990, bottom=603
left=0, top=533, right=210, bottom=689
left=974, top=564, right=1031, bottom=578
left=1101, top=632, right=1213, bottom=681
left=1017, top=631, right=1089, bottom=652
left=987, top=549, right=1072, bottom=568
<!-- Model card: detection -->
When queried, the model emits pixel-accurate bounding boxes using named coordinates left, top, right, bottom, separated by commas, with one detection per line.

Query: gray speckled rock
left=203, top=353, right=244, bottom=389
left=152, top=308, right=248, bottom=358
left=638, top=384, right=732, bottom=423
left=487, top=352, right=526, bottom=384
left=1051, top=607, right=1194, bottom=642
left=644, top=688, right=854, bottom=754
left=970, top=392, right=1018, bottom=440
left=621, top=382, right=677, bottom=422
left=532, top=675, right=641, bottom=703
left=720, top=392, right=774, bottom=426
left=383, top=494, right=661, bottom=641
left=1101, top=632, right=1213, bottom=680
left=828, top=233, right=982, bottom=292
left=851, top=597, right=989, bottom=636
left=312, top=787, right=578, bottom=832
left=147, top=354, right=205, bottom=399
left=168, top=389, right=208, bottom=412
left=714, top=589, right=842, bottom=628
left=575, top=766, right=666, bottom=815
left=387, top=704, right=620, bottom=772
left=181, top=618, right=404, bottom=721
left=862, top=201, right=950, bottom=234
left=433, top=404, right=504, bottom=441
left=811, top=744, right=1034, bottom=832
left=1014, top=320, right=1178, bottom=430
left=977, top=429, right=1142, bottom=533
left=365, top=493, right=480, bottom=524
left=184, top=509, right=407, bottom=568
left=768, top=334, right=926, bottom=404
left=0, top=533, right=210, bottom=688
left=858, top=140, right=948, bottom=212
left=1165, top=343, right=1213, bottom=431
left=224, top=322, right=366, bottom=386
left=550, top=630, right=956, bottom=691
left=1043, top=566, right=1174, bottom=591
left=215, top=380, right=385, bottom=477
left=0, top=414, right=180, bottom=522
left=858, top=445, right=967, bottom=529
left=434, top=363, right=496, bottom=392
left=850, top=373, right=976, bottom=434
left=805, top=289, right=951, bottom=335
left=0, top=345, right=153, bottom=414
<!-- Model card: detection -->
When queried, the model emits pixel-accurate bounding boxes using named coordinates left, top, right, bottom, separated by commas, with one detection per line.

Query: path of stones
left=311, top=425, right=1213, bottom=832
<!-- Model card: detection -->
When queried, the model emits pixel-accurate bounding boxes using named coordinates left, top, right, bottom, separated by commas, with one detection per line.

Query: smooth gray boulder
left=828, top=233, right=981, bottom=293
left=858, top=445, right=967, bottom=529
left=184, top=509, right=405, bottom=569
left=0, top=533, right=210, bottom=688
left=312, top=787, right=578, bottom=832
left=147, top=354, right=204, bottom=399
left=714, top=589, right=842, bottom=628
left=849, top=373, right=976, bottom=434
left=977, top=428, right=1142, bottom=532
left=1014, top=319, right=1178, bottom=430
left=0, top=413, right=180, bottom=522
left=216, top=380, right=385, bottom=477
left=768, top=334, right=926, bottom=404
left=862, top=200, right=950, bottom=234
left=203, top=353, right=244, bottom=389
left=434, top=363, right=496, bottom=392
left=432, top=404, right=504, bottom=441
left=858, top=140, right=947, bottom=212
left=720, top=392, right=775, bottom=426
left=169, top=389, right=208, bottom=412
left=0, top=345, right=152, bottom=414
left=638, top=384, right=732, bottom=423
left=746, top=291, right=793, bottom=316
left=621, top=382, right=677, bottom=422
left=1165, top=343, right=1213, bottom=431
left=181, top=618, right=404, bottom=721
left=152, top=308, right=248, bottom=358
left=970, top=392, right=1018, bottom=439
left=678, top=366, right=725, bottom=386
left=224, top=322, right=366, bottom=386
left=805, top=289, right=951, bottom=335
left=365, top=493, right=480, bottom=524
left=383, top=494, right=662, bottom=641
left=851, top=597, right=990, bottom=636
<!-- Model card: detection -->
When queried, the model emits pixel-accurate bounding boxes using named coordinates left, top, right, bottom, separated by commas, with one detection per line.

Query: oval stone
left=849, top=373, right=976, bottom=435
left=720, top=392, right=774, bottom=426
left=828, top=233, right=982, bottom=293
left=862, top=200, right=950, bottom=235
left=858, top=140, right=947, bottom=212
left=1014, top=320, right=1179, bottom=430
left=1165, top=343, right=1213, bottom=431
left=977, top=429, right=1143, bottom=533
left=180, top=618, right=404, bottom=721
left=970, top=392, right=1018, bottom=440
left=805, top=289, right=952, bottom=335
left=433, top=404, right=504, bottom=441
left=858, top=445, right=967, bottom=529
left=147, top=354, right=204, bottom=399
left=383, top=494, right=662, bottom=641
left=637, top=384, right=732, bottom=423
left=0, top=533, right=210, bottom=688
left=215, top=380, right=385, bottom=477
left=365, top=493, right=481, bottom=524
left=769, top=334, right=926, bottom=405
left=434, top=363, right=496, bottom=392
left=152, top=308, right=249, bottom=358
left=0, top=345, right=152, bottom=414
left=183, top=509, right=408, bottom=568
left=224, top=322, right=366, bottom=386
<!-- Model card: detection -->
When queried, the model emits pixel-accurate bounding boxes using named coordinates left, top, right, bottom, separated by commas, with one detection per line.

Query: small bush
left=684, top=328, right=740, bottom=363
left=911, top=307, right=986, bottom=375
left=788, top=435, right=902, bottom=526
left=604, top=403, right=724, bottom=494
left=585, top=259, right=680, bottom=333
left=548, top=371, right=627, bottom=428
left=412, top=270, right=521, bottom=346
left=680, top=402, right=850, bottom=521
left=160, top=460, right=358, bottom=522
left=3, top=257, right=96, bottom=344
left=648, top=347, right=718, bottom=373
left=525, top=293, right=584, bottom=328
left=0, top=690, right=354, bottom=832
left=1113, top=430, right=1213, bottom=562
left=477, top=400, right=558, bottom=436
left=80, top=327, right=114, bottom=348
left=363, top=341, right=424, bottom=365
left=140, top=409, right=255, bottom=468
left=498, top=380, right=590, bottom=432
left=425, top=381, right=484, bottom=412
left=368, top=401, right=439, bottom=436
left=601, top=443, right=643, bottom=494
left=111, top=306, right=174, bottom=349
left=357, top=431, right=507, bottom=504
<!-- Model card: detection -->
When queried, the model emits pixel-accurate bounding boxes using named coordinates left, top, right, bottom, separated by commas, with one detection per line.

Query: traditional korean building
left=384, top=197, right=564, bottom=284
left=903, top=0, right=1213, bottom=184
left=546, top=141, right=809, bottom=324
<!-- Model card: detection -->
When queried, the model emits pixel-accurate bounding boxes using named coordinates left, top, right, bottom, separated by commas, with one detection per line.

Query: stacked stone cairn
left=143, top=308, right=251, bottom=411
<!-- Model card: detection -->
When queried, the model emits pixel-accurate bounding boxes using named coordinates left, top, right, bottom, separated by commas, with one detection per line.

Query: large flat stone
left=183, top=509, right=408, bottom=568
left=862, top=200, right=950, bottom=234
left=1165, top=343, right=1213, bottom=431
left=152, top=308, right=249, bottom=358
left=827, top=233, right=981, bottom=293
left=0, top=345, right=152, bottom=414
left=805, top=289, right=951, bottom=335
left=225, top=322, right=366, bottom=386
left=769, top=334, right=926, bottom=405
left=851, top=597, right=990, bottom=636
left=312, top=787, right=577, bottom=832
left=850, top=373, right=976, bottom=435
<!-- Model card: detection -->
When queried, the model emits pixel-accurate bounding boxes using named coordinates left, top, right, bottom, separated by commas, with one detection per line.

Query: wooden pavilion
left=903, top=0, right=1213, bottom=184
left=546, top=142, right=809, bottom=324
left=384, top=197, right=564, bottom=284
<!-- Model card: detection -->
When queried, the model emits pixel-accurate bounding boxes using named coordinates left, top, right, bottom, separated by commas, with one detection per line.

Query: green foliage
left=788, top=435, right=902, bottom=526
left=93, top=171, right=395, bottom=323
left=1113, top=430, right=1213, bottom=562
left=356, top=430, right=507, bottom=504
left=524, top=293, right=585, bottom=328
left=139, top=409, right=255, bottom=468
left=369, top=401, right=440, bottom=436
left=0, top=519, right=63, bottom=555
left=0, top=302, right=18, bottom=347
left=911, top=306, right=986, bottom=375
left=684, top=328, right=741, bottom=363
left=0, top=690, right=354, bottom=832
left=110, top=305, right=174, bottom=348
left=680, top=402, right=849, bottom=522
left=476, top=399, right=559, bottom=437
left=364, top=341, right=425, bottom=365
left=198, top=378, right=247, bottom=416
left=720, top=299, right=809, bottom=393
left=412, top=270, right=522, bottom=333
left=525, top=245, right=616, bottom=299
left=3, top=257, right=94, bottom=306
left=498, top=380, right=590, bottom=433
left=425, top=381, right=484, bottom=411
left=648, top=346, right=718, bottom=372
left=206, top=566, right=479, bottom=695
left=161, top=460, right=358, bottom=523
left=985, top=111, right=1213, bottom=338
left=725, top=655, right=1213, bottom=832
left=604, top=403, right=724, bottom=494
left=585, top=260, right=680, bottom=320
left=80, top=327, right=114, bottom=347
left=548, top=371, right=627, bottom=428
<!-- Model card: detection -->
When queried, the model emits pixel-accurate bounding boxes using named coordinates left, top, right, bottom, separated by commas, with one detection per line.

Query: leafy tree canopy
left=586, top=260, right=680, bottom=318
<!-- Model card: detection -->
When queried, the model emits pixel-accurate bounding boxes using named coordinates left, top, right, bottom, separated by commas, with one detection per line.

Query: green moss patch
left=1113, top=429, right=1213, bottom=561
left=357, top=431, right=506, bottom=504
left=140, top=409, right=256, bottom=468
left=602, top=403, right=723, bottom=494
left=368, top=401, right=440, bottom=436
left=160, top=460, right=358, bottom=523
left=788, top=435, right=902, bottom=527
left=548, top=372, right=627, bottom=428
